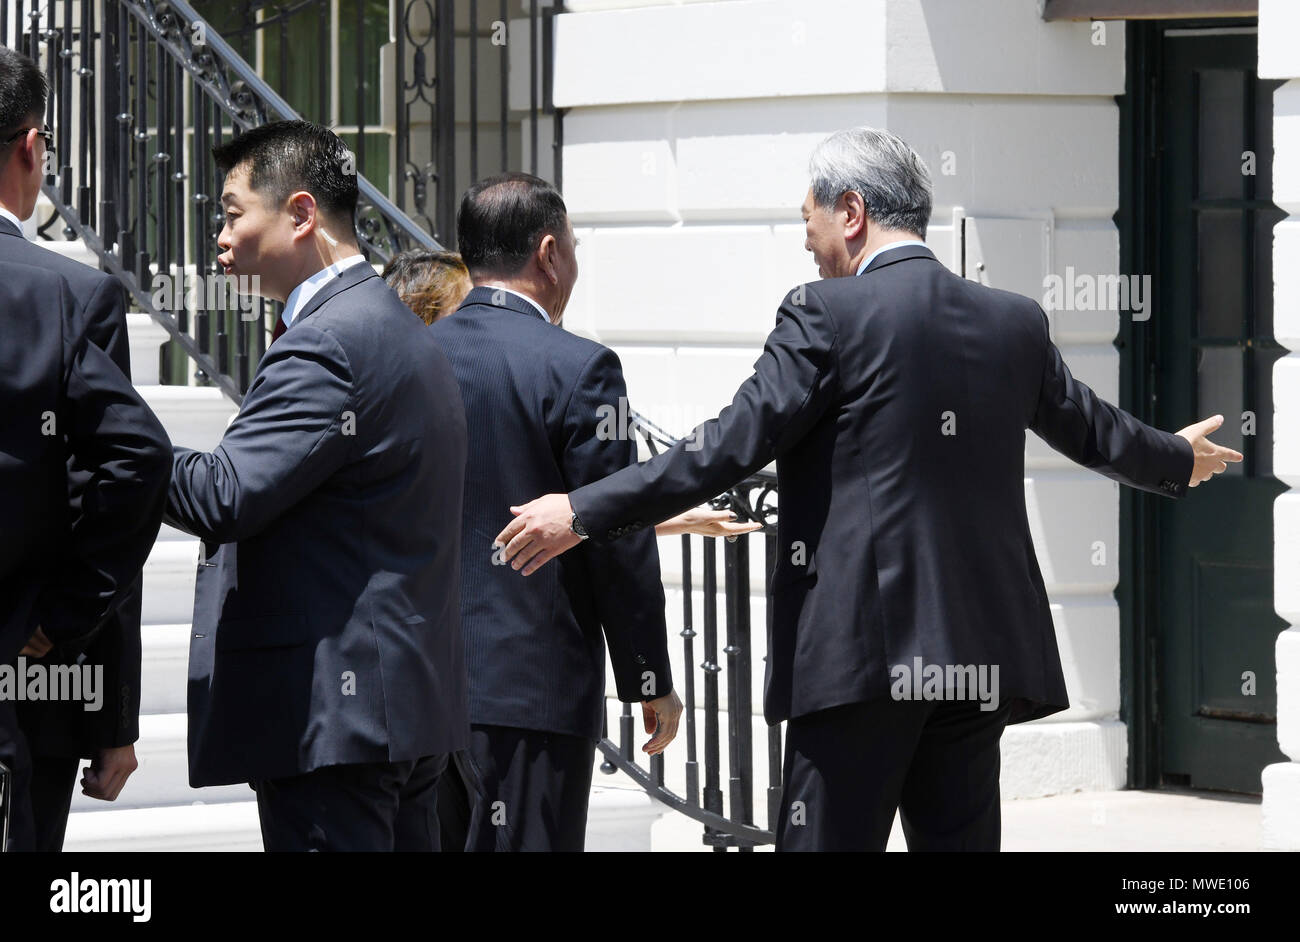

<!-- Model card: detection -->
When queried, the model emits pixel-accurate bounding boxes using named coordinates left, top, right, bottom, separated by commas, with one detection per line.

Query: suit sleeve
left=36, top=297, right=172, bottom=648
left=70, top=274, right=142, bottom=748
left=560, top=347, right=673, bottom=702
left=165, top=324, right=355, bottom=544
left=570, top=284, right=839, bottom=544
left=80, top=276, right=131, bottom=376
left=1029, top=307, right=1194, bottom=498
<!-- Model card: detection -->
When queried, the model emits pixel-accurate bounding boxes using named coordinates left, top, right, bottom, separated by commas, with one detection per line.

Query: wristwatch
left=570, top=512, right=590, bottom=541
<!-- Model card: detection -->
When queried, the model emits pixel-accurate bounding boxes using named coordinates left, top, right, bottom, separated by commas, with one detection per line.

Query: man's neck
left=0, top=198, right=26, bottom=230
left=280, top=242, right=364, bottom=300
left=476, top=277, right=553, bottom=323
left=849, top=231, right=923, bottom=275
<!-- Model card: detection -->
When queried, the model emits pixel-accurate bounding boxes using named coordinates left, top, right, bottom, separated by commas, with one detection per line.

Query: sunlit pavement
left=648, top=787, right=1264, bottom=852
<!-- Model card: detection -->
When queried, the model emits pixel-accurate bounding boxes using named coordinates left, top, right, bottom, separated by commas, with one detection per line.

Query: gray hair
left=808, top=127, right=933, bottom=239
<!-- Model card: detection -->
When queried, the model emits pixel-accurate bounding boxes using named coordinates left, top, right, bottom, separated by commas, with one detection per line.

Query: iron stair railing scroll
left=9, top=0, right=438, bottom=402
left=599, top=409, right=783, bottom=850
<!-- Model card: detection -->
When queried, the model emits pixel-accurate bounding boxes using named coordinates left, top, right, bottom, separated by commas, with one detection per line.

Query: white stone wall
left=556, top=0, right=1133, bottom=798
left=1257, top=0, right=1300, bottom=851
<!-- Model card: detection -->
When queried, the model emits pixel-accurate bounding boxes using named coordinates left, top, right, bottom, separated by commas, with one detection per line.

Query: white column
left=1258, top=0, right=1300, bottom=851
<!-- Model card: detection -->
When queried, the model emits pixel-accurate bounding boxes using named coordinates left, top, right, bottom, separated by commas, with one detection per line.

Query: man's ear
left=842, top=190, right=867, bottom=241
left=537, top=232, right=559, bottom=285
left=287, top=190, right=317, bottom=237
left=14, top=129, right=39, bottom=172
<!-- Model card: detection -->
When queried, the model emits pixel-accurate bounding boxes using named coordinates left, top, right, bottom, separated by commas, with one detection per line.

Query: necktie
left=271, top=313, right=287, bottom=343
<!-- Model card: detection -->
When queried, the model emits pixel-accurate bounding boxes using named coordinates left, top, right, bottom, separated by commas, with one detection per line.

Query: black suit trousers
left=252, top=754, right=449, bottom=852
left=777, top=697, right=1013, bottom=852
left=434, top=750, right=486, bottom=852
left=0, top=702, right=34, bottom=852
left=464, top=724, right=596, bottom=852
left=29, top=754, right=80, bottom=852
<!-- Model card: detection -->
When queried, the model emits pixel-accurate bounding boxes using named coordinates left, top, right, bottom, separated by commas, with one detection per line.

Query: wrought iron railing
left=601, top=411, right=782, bottom=850
left=398, top=0, right=568, bottom=244
left=10, top=0, right=560, bottom=400
left=8, top=0, right=781, bottom=850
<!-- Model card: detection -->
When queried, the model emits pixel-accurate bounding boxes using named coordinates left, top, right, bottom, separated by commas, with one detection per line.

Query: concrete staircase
left=50, top=236, right=668, bottom=851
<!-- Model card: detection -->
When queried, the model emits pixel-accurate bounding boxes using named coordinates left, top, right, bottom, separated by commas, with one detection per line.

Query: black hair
left=0, top=45, right=48, bottom=145
left=456, top=172, right=568, bottom=276
left=212, top=119, right=358, bottom=235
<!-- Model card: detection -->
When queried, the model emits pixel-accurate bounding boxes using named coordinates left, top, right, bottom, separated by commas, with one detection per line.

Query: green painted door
left=1156, top=29, right=1287, bottom=794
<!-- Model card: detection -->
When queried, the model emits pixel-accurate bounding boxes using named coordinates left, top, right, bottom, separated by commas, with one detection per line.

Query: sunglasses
left=2, top=125, right=54, bottom=154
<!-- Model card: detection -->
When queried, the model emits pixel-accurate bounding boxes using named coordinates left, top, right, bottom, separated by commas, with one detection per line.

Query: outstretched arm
left=496, top=283, right=838, bottom=575
left=1028, top=307, right=1236, bottom=494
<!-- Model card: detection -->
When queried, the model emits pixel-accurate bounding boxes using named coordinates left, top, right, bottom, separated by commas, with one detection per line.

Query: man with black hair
left=429, top=172, right=681, bottom=851
left=165, top=119, right=471, bottom=851
left=0, top=43, right=169, bottom=850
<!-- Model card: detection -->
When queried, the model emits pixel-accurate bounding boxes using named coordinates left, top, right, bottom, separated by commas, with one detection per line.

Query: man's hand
left=655, top=507, right=763, bottom=540
left=1176, top=414, right=1244, bottom=487
left=20, top=627, right=52, bottom=658
left=81, top=744, right=138, bottom=802
left=494, top=494, right=581, bottom=576
left=642, top=690, right=683, bottom=755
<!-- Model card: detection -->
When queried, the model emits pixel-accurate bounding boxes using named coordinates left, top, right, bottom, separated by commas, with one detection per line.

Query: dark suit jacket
left=1, top=216, right=145, bottom=756
left=429, top=286, right=672, bottom=741
left=568, top=245, right=1195, bottom=727
left=166, top=263, right=471, bottom=786
left=0, top=260, right=170, bottom=664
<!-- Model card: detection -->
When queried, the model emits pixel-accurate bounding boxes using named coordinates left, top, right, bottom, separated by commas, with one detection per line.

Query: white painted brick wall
left=552, top=0, right=889, bottom=107
left=884, top=1, right=1124, bottom=95
left=552, top=0, right=1123, bottom=106
left=1258, top=0, right=1300, bottom=82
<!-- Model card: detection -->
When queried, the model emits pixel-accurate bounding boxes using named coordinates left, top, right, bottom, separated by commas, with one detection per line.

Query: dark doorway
left=1120, top=21, right=1287, bottom=794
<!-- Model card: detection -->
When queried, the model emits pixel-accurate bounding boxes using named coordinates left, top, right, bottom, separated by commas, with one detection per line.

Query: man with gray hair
left=496, top=126, right=1239, bottom=851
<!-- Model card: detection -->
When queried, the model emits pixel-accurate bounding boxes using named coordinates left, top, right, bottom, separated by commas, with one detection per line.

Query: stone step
left=141, top=538, right=198, bottom=627
left=138, top=385, right=237, bottom=452
left=68, top=713, right=250, bottom=814
left=64, top=801, right=263, bottom=852
left=32, top=235, right=101, bottom=270
left=157, top=522, right=199, bottom=542
left=62, top=785, right=666, bottom=852
left=139, top=624, right=190, bottom=716
left=586, top=784, right=667, bottom=851
left=126, top=313, right=170, bottom=386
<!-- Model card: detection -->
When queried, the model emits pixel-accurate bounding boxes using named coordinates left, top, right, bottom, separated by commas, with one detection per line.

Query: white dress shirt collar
left=0, top=205, right=25, bottom=236
left=281, top=254, right=370, bottom=328
left=855, top=239, right=929, bottom=276
left=491, top=285, right=550, bottom=323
